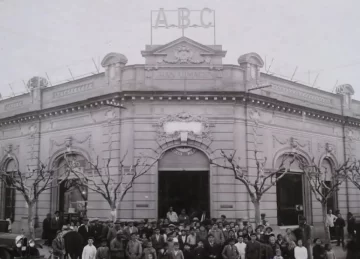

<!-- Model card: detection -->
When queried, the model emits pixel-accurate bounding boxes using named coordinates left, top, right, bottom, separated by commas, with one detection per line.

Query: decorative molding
left=317, top=142, right=336, bottom=155
left=273, top=135, right=311, bottom=153
left=50, top=134, right=92, bottom=153
left=157, top=45, right=212, bottom=65
left=271, top=84, right=332, bottom=105
left=170, top=147, right=197, bottom=156
left=4, top=101, right=24, bottom=111
left=52, top=82, right=94, bottom=99
left=2, top=144, right=20, bottom=158
left=156, top=112, right=212, bottom=143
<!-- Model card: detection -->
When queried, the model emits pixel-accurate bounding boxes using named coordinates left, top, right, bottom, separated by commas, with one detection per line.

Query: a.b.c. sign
left=153, top=8, right=214, bottom=29
left=151, top=8, right=216, bottom=44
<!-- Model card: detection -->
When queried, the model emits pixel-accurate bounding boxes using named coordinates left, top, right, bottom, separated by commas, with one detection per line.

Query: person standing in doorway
left=167, top=207, right=178, bottom=223
left=297, top=216, right=312, bottom=259
left=326, top=210, right=337, bottom=240
left=178, top=209, right=190, bottom=225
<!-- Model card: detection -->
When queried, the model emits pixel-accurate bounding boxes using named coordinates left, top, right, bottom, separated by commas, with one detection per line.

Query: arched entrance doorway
left=51, top=154, right=89, bottom=223
left=158, top=146, right=210, bottom=219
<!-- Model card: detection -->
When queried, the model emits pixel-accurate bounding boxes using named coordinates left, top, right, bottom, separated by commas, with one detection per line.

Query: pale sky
left=1, top=0, right=359, bottom=101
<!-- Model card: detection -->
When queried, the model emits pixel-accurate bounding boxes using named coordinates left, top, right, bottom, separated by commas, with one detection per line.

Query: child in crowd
left=274, top=248, right=284, bottom=259
left=183, top=243, right=194, bottom=259
left=82, top=237, right=97, bottom=259
left=172, top=243, right=184, bottom=259
left=96, top=239, right=110, bottom=259
left=143, top=241, right=157, bottom=259
left=294, top=240, right=307, bottom=259
left=234, top=236, right=246, bottom=259
left=324, top=243, right=336, bottom=259
left=193, top=241, right=206, bottom=259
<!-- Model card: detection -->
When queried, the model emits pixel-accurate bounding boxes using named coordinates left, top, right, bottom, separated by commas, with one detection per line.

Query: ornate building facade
left=0, top=37, right=360, bottom=234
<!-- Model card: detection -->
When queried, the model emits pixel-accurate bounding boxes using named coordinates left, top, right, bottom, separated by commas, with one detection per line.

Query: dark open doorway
left=277, top=173, right=304, bottom=226
left=158, top=171, right=210, bottom=219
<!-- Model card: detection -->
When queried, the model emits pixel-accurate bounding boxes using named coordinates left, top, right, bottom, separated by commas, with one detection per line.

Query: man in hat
left=110, top=230, right=126, bottom=259
left=82, top=237, right=97, bottom=259
left=79, top=218, right=91, bottom=247
left=245, top=233, right=261, bottom=259
left=124, top=220, right=139, bottom=240
left=126, top=232, right=142, bottom=259
left=101, top=220, right=111, bottom=242
left=107, top=221, right=117, bottom=246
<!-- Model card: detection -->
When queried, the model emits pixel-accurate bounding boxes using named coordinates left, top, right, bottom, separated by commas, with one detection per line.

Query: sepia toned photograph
left=0, top=1, right=359, bottom=258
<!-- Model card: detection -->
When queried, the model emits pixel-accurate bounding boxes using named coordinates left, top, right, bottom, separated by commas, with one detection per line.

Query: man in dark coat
left=51, top=211, right=63, bottom=242
left=63, top=229, right=84, bottom=259
left=151, top=228, right=166, bottom=253
left=42, top=213, right=52, bottom=245
left=245, top=233, right=261, bottom=259
left=205, top=234, right=221, bottom=259
left=78, top=218, right=91, bottom=247
left=296, top=216, right=312, bottom=259
left=335, top=213, right=346, bottom=247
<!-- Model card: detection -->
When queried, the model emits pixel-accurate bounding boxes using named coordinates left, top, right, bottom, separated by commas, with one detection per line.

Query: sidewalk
left=332, top=245, right=347, bottom=259
left=38, top=242, right=348, bottom=259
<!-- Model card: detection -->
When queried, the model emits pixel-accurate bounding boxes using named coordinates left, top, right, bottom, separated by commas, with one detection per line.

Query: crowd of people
left=43, top=208, right=359, bottom=259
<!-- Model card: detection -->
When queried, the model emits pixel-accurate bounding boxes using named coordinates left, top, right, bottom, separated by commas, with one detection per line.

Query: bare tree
left=65, top=151, right=159, bottom=222
left=346, top=160, right=360, bottom=190
left=210, top=150, right=296, bottom=226
left=0, top=160, right=69, bottom=240
left=298, top=157, right=353, bottom=242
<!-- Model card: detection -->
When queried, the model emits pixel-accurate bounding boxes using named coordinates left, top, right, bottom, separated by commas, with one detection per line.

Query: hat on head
left=169, top=224, right=176, bottom=228
left=193, top=217, right=199, bottom=221
left=261, top=213, right=266, bottom=217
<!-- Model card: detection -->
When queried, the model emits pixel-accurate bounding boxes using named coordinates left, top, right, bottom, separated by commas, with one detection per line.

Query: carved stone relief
left=317, top=142, right=336, bottom=156
left=50, top=133, right=92, bottom=153
left=156, top=112, right=212, bottom=143
left=273, top=135, right=311, bottom=153
left=157, top=45, right=212, bottom=65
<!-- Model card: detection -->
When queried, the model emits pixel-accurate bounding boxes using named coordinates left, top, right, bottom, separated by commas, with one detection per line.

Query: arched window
left=1, top=159, right=17, bottom=221
left=321, top=158, right=337, bottom=212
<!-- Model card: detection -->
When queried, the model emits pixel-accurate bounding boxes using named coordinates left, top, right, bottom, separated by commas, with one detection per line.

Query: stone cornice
left=0, top=91, right=359, bottom=129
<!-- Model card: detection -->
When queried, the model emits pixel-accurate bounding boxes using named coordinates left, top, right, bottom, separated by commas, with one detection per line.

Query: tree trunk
left=322, top=202, right=331, bottom=243
left=28, top=202, right=36, bottom=240
left=110, top=203, right=118, bottom=223
left=252, top=199, right=261, bottom=226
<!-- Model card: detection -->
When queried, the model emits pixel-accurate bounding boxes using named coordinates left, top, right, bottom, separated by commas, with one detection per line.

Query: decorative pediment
left=141, top=37, right=226, bottom=66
